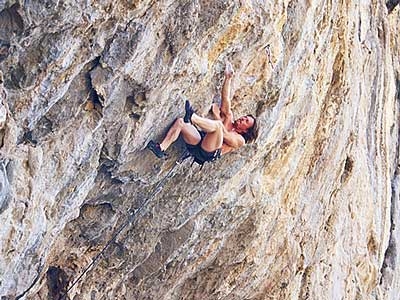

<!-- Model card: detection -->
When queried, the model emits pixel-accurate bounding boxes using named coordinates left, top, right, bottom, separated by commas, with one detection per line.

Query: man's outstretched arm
left=220, top=62, right=234, bottom=120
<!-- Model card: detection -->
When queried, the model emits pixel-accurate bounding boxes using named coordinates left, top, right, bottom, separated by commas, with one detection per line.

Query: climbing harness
left=187, top=146, right=221, bottom=170
left=61, top=150, right=191, bottom=299
left=184, top=130, right=222, bottom=170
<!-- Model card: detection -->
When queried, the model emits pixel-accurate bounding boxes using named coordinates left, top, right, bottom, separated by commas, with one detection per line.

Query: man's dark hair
left=241, top=114, right=258, bottom=143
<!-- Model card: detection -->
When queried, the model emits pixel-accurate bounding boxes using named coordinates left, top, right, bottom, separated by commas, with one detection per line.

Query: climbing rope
left=62, top=150, right=191, bottom=299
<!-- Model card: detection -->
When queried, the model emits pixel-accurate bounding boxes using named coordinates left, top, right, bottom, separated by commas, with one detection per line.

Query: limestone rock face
left=0, top=0, right=399, bottom=299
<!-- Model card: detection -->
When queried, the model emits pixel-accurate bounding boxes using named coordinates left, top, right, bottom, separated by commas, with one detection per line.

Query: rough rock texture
left=0, top=0, right=399, bottom=299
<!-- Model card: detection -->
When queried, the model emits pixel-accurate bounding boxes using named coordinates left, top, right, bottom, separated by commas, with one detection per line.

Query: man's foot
left=147, top=140, right=167, bottom=158
left=184, top=100, right=195, bottom=123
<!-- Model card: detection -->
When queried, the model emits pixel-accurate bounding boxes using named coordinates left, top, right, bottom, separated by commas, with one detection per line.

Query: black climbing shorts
left=185, top=131, right=221, bottom=164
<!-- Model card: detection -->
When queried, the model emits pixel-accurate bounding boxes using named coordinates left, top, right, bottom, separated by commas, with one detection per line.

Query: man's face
left=234, top=115, right=255, bottom=132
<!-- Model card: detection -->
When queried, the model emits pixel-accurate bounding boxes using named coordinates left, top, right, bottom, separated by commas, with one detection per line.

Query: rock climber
left=147, top=62, right=258, bottom=165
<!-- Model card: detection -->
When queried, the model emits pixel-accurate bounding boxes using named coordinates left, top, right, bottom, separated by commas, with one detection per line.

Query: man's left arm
left=211, top=103, right=222, bottom=120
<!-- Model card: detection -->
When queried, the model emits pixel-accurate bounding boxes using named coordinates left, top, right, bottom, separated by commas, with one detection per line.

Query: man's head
left=234, top=114, right=258, bottom=143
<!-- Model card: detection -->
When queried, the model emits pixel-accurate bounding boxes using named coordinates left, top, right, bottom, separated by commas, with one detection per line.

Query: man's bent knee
left=215, top=120, right=224, bottom=133
left=174, top=117, right=184, bottom=127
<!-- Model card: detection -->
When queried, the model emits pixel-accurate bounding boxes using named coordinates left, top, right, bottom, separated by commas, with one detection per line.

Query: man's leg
left=191, top=114, right=224, bottom=152
left=160, top=118, right=201, bottom=150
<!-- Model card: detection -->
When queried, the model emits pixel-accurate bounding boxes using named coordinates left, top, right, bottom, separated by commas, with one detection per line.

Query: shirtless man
left=147, top=62, right=257, bottom=164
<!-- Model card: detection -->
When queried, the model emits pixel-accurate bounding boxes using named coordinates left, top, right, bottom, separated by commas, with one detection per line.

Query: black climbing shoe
left=184, top=100, right=195, bottom=123
left=147, top=140, right=166, bottom=158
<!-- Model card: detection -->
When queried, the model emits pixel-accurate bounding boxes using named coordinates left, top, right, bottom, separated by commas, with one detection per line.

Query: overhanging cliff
left=0, top=1, right=399, bottom=299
